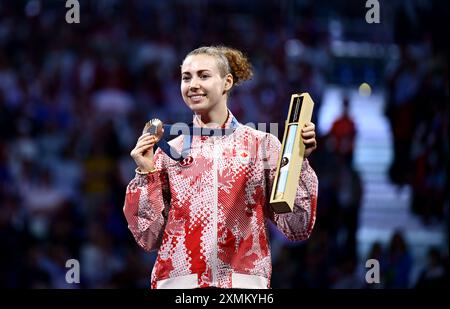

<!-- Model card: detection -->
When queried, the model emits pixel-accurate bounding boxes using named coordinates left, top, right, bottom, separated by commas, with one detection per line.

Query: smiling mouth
left=188, top=94, right=206, bottom=102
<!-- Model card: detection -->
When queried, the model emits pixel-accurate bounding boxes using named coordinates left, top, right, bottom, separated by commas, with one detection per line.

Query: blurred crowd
left=0, top=0, right=448, bottom=288
left=385, top=45, right=448, bottom=225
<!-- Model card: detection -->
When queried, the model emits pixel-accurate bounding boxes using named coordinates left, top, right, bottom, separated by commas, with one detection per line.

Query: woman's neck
left=195, top=104, right=229, bottom=128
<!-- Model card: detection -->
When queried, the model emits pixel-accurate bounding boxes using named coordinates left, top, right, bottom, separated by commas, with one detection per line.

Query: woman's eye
left=201, top=75, right=209, bottom=79
left=182, top=76, right=191, bottom=81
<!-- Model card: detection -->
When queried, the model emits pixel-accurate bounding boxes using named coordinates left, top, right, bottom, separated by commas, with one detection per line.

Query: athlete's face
left=181, top=54, right=233, bottom=114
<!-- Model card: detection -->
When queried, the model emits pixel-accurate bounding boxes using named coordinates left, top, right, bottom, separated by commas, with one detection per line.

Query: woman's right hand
left=130, top=133, right=159, bottom=172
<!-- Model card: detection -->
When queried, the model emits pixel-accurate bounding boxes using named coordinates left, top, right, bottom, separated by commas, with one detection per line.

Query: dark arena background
left=0, top=0, right=448, bottom=290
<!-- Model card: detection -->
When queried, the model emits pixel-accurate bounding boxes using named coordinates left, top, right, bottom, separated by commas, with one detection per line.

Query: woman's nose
left=189, top=78, right=200, bottom=89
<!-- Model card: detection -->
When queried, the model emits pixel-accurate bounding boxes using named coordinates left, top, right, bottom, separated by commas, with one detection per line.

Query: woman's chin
left=188, top=103, right=208, bottom=113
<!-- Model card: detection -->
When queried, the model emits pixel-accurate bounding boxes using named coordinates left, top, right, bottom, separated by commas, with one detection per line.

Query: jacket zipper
left=212, top=139, right=219, bottom=286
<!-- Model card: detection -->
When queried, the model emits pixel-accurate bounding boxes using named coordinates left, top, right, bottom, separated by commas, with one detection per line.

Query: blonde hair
left=185, top=46, right=253, bottom=86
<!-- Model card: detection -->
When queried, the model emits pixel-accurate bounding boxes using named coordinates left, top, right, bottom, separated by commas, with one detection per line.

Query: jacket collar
left=193, top=110, right=235, bottom=129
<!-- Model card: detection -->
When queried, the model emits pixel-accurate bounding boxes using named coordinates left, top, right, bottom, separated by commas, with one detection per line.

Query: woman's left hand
left=301, top=122, right=317, bottom=158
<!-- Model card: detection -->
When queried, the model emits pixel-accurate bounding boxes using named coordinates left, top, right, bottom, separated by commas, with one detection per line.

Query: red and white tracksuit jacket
left=124, top=112, right=318, bottom=289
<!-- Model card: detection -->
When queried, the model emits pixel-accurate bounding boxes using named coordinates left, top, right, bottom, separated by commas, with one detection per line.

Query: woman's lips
left=189, top=94, right=205, bottom=103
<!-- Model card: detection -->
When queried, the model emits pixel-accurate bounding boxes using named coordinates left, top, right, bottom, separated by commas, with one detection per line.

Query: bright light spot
left=359, top=82, right=372, bottom=97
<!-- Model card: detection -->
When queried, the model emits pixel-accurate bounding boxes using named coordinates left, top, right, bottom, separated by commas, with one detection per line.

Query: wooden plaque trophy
left=269, top=93, right=314, bottom=214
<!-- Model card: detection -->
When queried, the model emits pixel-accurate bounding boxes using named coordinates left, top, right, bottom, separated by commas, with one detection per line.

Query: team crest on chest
left=237, top=149, right=251, bottom=164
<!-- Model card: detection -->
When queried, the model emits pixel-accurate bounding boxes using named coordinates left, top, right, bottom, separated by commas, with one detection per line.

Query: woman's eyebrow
left=182, top=69, right=211, bottom=75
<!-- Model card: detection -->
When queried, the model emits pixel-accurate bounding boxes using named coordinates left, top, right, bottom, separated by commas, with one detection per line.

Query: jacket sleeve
left=123, top=148, right=171, bottom=251
left=263, top=133, right=319, bottom=241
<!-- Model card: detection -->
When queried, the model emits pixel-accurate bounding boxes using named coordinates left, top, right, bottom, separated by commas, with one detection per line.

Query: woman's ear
left=224, top=74, right=233, bottom=92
